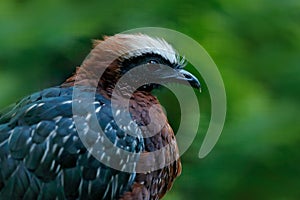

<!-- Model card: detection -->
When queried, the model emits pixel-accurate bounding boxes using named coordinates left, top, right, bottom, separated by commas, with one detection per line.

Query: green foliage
left=0, top=0, right=299, bottom=199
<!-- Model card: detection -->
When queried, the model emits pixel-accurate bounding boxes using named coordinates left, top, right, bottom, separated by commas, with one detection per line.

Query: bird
left=0, top=34, right=200, bottom=200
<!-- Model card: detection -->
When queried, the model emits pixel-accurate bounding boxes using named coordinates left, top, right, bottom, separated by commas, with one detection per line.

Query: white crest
left=102, top=34, right=179, bottom=64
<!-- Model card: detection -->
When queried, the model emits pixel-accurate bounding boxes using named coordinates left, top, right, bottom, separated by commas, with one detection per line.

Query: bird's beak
left=161, top=68, right=201, bottom=90
left=177, top=69, right=201, bottom=90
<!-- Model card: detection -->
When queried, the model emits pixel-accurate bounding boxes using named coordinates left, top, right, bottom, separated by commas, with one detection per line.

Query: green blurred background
left=0, top=0, right=299, bottom=199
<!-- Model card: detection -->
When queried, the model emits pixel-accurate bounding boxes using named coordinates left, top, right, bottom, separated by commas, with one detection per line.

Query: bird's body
left=0, top=34, right=200, bottom=199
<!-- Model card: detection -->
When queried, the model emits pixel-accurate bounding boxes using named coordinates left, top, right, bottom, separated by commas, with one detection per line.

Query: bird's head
left=64, top=34, right=200, bottom=97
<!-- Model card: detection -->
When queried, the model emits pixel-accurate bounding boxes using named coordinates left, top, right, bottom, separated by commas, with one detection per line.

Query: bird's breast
left=124, top=91, right=182, bottom=199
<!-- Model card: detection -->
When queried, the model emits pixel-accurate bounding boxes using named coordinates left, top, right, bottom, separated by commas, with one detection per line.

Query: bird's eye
left=148, top=60, right=159, bottom=64
left=146, top=60, right=161, bottom=72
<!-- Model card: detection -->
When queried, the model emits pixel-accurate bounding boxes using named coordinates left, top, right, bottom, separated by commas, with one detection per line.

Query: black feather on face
left=118, top=53, right=185, bottom=92
left=121, top=53, right=184, bottom=74
left=117, top=52, right=199, bottom=92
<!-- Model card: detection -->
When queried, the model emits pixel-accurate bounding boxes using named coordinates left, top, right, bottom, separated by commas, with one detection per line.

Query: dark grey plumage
left=0, top=87, right=144, bottom=199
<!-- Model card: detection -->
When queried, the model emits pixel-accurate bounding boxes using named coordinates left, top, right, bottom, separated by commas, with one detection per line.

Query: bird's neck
left=62, top=67, right=166, bottom=127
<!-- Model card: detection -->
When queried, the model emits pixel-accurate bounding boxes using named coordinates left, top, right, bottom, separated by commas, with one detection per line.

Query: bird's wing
left=0, top=86, right=144, bottom=199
